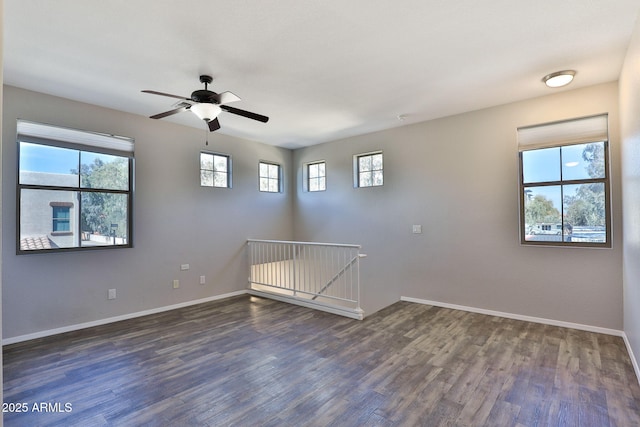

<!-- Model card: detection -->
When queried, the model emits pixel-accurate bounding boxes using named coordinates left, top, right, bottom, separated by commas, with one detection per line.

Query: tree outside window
left=356, top=152, right=383, bottom=188
left=201, top=152, right=231, bottom=188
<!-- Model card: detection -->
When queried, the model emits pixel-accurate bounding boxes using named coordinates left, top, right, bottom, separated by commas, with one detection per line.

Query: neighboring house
left=19, top=171, right=79, bottom=249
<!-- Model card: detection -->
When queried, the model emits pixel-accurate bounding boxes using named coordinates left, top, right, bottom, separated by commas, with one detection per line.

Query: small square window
left=201, top=152, right=231, bottom=188
left=259, top=161, right=281, bottom=193
left=355, top=152, right=383, bottom=188
left=307, top=161, right=326, bottom=192
left=52, top=205, right=71, bottom=232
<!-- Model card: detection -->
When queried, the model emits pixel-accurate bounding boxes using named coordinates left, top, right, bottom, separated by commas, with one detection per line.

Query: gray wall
left=620, top=14, right=640, bottom=374
left=2, top=85, right=294, bottom=340
left=2, top=81, right=627, bottom=339
left=293, top=82, right=623, bottom=328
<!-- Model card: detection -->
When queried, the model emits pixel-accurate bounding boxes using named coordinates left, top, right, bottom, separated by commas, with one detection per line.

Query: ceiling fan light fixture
left=190, top=103, right=221, bottom=121
left=542, top=70, right=576, bottom=88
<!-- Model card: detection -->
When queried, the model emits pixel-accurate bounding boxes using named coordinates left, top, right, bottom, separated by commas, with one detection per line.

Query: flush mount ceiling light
left=542, top=70, right=576, bottom=88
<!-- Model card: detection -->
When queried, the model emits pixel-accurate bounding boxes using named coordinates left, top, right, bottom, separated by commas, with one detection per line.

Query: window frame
left=354, top=151, right=384, bottom=188
left=304, top=160, right=326, bottom=192
left=16, top=121, right=134, bottom=254
left=518, top=139, right=612, bottom=248
left=200, top=151, right=232, bottom=189
left=259, top=161, right=282, bottom=193
left=51, top=203, right=73, bottom=234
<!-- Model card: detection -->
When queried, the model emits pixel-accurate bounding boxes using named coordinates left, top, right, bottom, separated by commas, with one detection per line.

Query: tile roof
left=20, top=235, right=54, bottom=251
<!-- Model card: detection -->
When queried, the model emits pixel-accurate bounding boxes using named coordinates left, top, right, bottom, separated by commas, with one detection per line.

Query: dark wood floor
left=4, top=295, right=640, bottom=426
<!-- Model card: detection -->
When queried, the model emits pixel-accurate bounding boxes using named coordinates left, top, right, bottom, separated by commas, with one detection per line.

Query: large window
left=518, top=115, right=610, bottom=247
left=355, top=151, right=383, bottom=188
left=200, top=152, right=231, bottom=188
left=259, top=161, right=281, bottom=193
left=17, top=120, right=134, bottom=253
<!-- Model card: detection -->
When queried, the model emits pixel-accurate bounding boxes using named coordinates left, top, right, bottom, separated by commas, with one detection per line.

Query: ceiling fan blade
left=149, top=106, right=188, bottom=119
left=220, top=105, right=269, bottom=123
left=208, top=118, right=221, bottom=132
left=142, top=90, right=190, bottom=101
left=218, top=91, right=241, bottom=105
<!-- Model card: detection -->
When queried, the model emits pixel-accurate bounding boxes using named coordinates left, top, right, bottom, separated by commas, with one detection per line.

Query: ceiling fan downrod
left=199, top=75, right=213, bottom=91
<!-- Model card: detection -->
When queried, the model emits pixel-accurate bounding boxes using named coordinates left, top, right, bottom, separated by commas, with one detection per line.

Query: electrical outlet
left=108, top=289, right=116, bottom=300
left=412, top=225, right=422, bottom=234
left=180, top=264, right=190, bottom=271
left=173, top=279, right=180, bottom=289
left=200, top=275, right=206, bottom=285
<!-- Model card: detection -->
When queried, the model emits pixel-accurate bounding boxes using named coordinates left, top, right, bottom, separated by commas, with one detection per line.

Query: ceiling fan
left=142, top=75, right=269, bottom=132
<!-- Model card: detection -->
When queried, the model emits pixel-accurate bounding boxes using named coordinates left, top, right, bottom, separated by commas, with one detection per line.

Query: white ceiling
left=5, top=1, right=640, bottom=149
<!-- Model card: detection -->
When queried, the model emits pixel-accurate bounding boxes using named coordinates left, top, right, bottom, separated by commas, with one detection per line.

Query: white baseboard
left=247, top=289, right=364, bottom=320
left=400, top=296, right=624, bottom=337
left=3, top=290, right=247, bottom=346
left=622, top=333, right=640, bottom=387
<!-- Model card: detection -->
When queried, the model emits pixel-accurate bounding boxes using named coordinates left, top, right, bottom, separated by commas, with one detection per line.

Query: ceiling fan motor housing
left=191, top=89, right=217, bottom=104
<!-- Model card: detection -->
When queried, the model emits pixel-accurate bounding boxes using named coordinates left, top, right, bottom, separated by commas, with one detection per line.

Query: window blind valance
left=17, top=119, right=134, bottom=155
left=517, top=114, right=608, bottom=151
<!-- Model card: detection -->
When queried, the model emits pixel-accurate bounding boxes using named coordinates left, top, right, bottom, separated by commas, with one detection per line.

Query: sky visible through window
left=20, top=143, right=119, bottom=176
left=522, top=144, right=592, bottom=207
left=20, top=143, right=78, bottom=174
left=522, top=144, right=596, bottom=184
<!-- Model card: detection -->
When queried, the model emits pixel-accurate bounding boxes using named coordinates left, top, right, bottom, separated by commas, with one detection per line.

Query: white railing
left=247, top=239, right=366, bottom=320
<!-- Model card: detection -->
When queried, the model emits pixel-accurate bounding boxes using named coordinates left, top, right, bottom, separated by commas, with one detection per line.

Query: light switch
left=412, top=225, right=422, bottom=234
